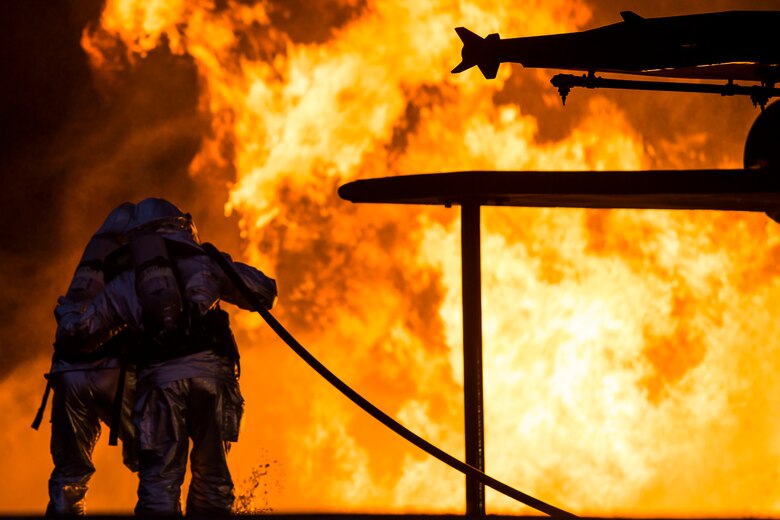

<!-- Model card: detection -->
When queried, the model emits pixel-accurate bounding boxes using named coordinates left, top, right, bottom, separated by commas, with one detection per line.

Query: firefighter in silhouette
left=56, top=197, right=277, bottom=515
left=40, top=202, right=138, bottom=515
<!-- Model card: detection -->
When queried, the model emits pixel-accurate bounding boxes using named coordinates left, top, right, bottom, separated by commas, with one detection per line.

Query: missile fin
left=452, top=27, right=501, bottom=79
left=620, top=11, right=645, bottom=23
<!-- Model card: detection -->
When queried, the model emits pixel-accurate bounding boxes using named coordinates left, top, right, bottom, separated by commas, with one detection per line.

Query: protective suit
left=56, top=198, right=277, bottom=515
left=45, top=203, right=138, bottom=516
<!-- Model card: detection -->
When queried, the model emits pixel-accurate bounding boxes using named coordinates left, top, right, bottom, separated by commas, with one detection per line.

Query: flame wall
left=1, top=0, right=779, bottom=515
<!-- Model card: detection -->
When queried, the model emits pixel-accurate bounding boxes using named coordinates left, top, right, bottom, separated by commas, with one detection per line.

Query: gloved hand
left=53, top=299, right=94, bottom=357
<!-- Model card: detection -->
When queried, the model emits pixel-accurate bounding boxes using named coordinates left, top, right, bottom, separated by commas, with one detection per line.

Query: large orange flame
left=3, top=0, right=777, bottom=516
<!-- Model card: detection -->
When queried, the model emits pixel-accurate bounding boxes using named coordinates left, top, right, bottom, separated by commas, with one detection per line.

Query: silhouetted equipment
left=452, top=10, right=780, bottom=108
left=339, top=166, right=780, bottom=515
left=428, top=12, right=780, bottom=515
left=550, top=73, right=780, bottom=109
left=746, top=100, right=780, bottom=221
left=746, top=100, right=780, bottom=169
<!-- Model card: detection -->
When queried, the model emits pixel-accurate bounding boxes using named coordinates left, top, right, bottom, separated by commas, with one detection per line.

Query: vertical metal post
left=461, top=203, right=485, bottom=516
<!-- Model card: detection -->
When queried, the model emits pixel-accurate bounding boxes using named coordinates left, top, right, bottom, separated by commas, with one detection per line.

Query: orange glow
left=5, top=0, right=780, bottom=516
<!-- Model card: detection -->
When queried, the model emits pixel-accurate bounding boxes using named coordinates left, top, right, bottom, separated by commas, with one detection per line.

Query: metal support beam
left=550, top=73, right=780, bottom=109
left=461, top=203, right=485, bottom=516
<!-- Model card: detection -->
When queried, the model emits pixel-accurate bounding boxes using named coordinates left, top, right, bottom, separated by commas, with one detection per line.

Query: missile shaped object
left=452, top=10, right=780, bottom=84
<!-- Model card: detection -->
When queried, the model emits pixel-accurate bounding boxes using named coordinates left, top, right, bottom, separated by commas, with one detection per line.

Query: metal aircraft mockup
left=452, top=10, right=780, bottom=107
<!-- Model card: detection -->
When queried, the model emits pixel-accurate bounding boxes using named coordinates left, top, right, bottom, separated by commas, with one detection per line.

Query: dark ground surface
left=0, top=516, right=768, bottom=519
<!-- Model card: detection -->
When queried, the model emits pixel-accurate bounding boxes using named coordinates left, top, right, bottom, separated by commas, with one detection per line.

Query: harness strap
left=108, top=349, right=129, bottom=446
left=31, top=376, right=53, bottom=431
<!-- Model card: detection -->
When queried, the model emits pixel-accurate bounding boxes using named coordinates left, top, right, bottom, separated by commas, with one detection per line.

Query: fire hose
left=201, top=242, right=576, bottom=517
